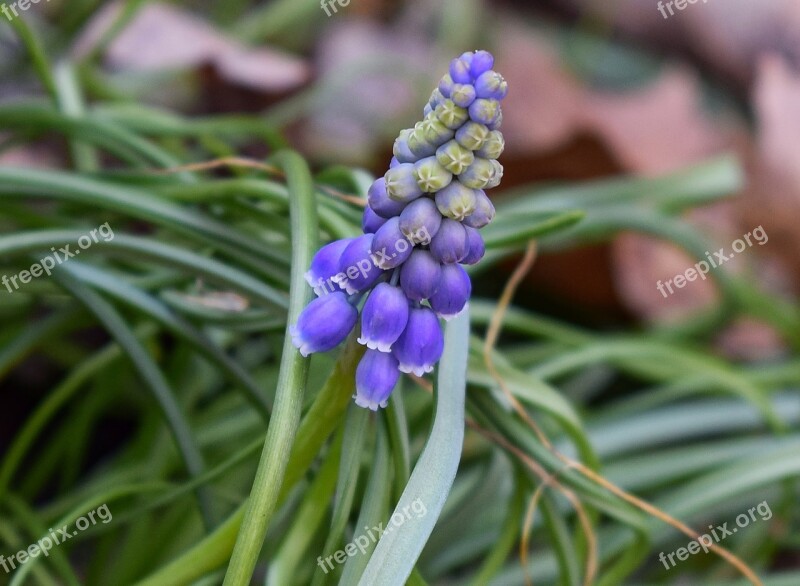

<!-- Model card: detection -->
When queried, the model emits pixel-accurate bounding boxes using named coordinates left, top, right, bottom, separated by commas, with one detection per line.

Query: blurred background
left=1, top=0, right=799, bottom=584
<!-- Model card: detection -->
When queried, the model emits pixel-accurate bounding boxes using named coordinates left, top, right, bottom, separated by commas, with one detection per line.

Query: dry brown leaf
left=494, top=19, right=725, bottom=174
left=583, top=68, right=725, bottom=175
left=742, top=55, right=800, bottom=289
left=72, top=2, right=309, bottom=93
left=548, top=0, right=800, bottom=87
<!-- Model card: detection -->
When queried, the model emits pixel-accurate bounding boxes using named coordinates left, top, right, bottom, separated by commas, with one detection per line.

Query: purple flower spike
left=371, top=217, right=413, bottom=269
left=355, top=349, right=400, bottom=411
left=294, top=51, right=506, bottom=409
left=449, top=57, right=472, bottom=84
left=338, top=234, right=384, bottom=295
left=385, top=163, right=424, bottom=203
left=400, top=249, right=442, bottom=301
left=430, top=218, right=469, bottom=264
left=362, top=206, right=388, bottom=234
left=393, top=307, right=444, bottom=376
left=290, top=292, right=358, bottom=357
left=462, top=190, right=496, bottom=229
left=399, top=197, right=442, bottom=245
left=305, top=238, right=352, bottom=296
left=470, top=50, right=495, bottom=78
left=461, top=226, right=486, bottom=265
left=474, top=71, right=508, bottom=100
left=451, top=84, right=477, bottom=108
left=430, top=264, right=471, bottom=320
left=469, top=99, right=501, bottom=126
left=368, top=177, right=406, bottom=219
left=358, top=283, right=409, bottom=352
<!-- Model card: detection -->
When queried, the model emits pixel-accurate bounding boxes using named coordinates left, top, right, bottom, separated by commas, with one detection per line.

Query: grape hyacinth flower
left=291, top=50, right=507, bottom=410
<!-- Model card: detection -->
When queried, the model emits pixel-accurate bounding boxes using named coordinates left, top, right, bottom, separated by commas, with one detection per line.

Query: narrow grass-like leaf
left=222, top=150, right=318, bottom=585
left=357, top=310, right=470, bottom=586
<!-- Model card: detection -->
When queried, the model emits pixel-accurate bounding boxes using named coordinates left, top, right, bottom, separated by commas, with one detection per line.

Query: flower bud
left=461, top=226, right=486, bottom=265
left=449, top=56, right=472, bottom=84
left=435, top=180, right=477, bottom=221
left=428, top=88, right=446, bottom=110
left=421, top=114, right=455, bottom=147
left=430, top=218, right=469, bottom=264
left=393, top=307, right=444, bottom=376
left=438, top=73, right=454, bottom=98
left=475, top=130, right=505, bottom=160
left=459, top=157, right=496, bottom=189
left=400, top=249, right=442, bottom=301
left=399, top=197, right=441, bottom=244
left=358, top=283, right=410, bottom=352
left=430, top=264, right=471, bottom=320
left=371, top=217, right=413, bottom=269
left=355, top=349, right=400, bottom=411
left=338, top=234, right=384, bottom=294
left=474, top=71, right=508, bottom=100
left=451, top=83, right=476, bottom=108
left=393, top=129, right=417, bottom=164
left=290, top=292, right=358, bottom=357
left=469, top=50, right=495, bottom=78
left=305, top=238, right=352, bottom=295
left=435, top=100, right=469, bottom=130
left=362, top=206, right=388, bottom=234
left=413, top=156, right=453, bottom=193
left=436, top=139, right=475, bottom=175
left=462, top=190, right=495, bottom=229
left=407, top=127, right=437, bottom=159
left=368, top=177, right=407, bottom=218
left=455, top=121, right=489, bottom=151
left=385, top=163, right=424, bottom=203
left=487, top=109, right=503, bottom=130
left=469, top=99, right=501, bottom=126
left=485, top=160, right=504, bottom=189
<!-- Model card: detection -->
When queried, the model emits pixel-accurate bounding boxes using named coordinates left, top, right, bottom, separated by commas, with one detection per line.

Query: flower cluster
left=290, top=50, right=507, bottom=410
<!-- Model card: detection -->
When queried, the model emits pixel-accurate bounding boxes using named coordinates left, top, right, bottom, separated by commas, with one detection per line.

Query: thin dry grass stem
left=151, top=157, right=366, bottom=206
left=521, top=461, right=597, bottom=586
left=482, top=241, right=764, bottom=586
left=466, top=420, right=595, bottom=586
left=409, top=374, right=434, bottom=393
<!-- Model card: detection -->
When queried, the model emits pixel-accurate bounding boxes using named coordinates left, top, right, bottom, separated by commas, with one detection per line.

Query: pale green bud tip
left=486, top=160, right=504, bottom=189
left=385, top=164, right=424, bottom=203
left=435, top=100, right=469, bottom=130
left=407, top=128, right=436, bottom=158
left=413, top=156, right=453, bottom=193
left=475, top=130, right=505, bottom=160
left=455, top=121, right=489, bottom=151
left=421, top=113, right=455, bottom=147
left=435, top=181, right=477, bottom=221
left=436, top=139, right=475, bottom=175
left=459, top=157, right=496, bottom=189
